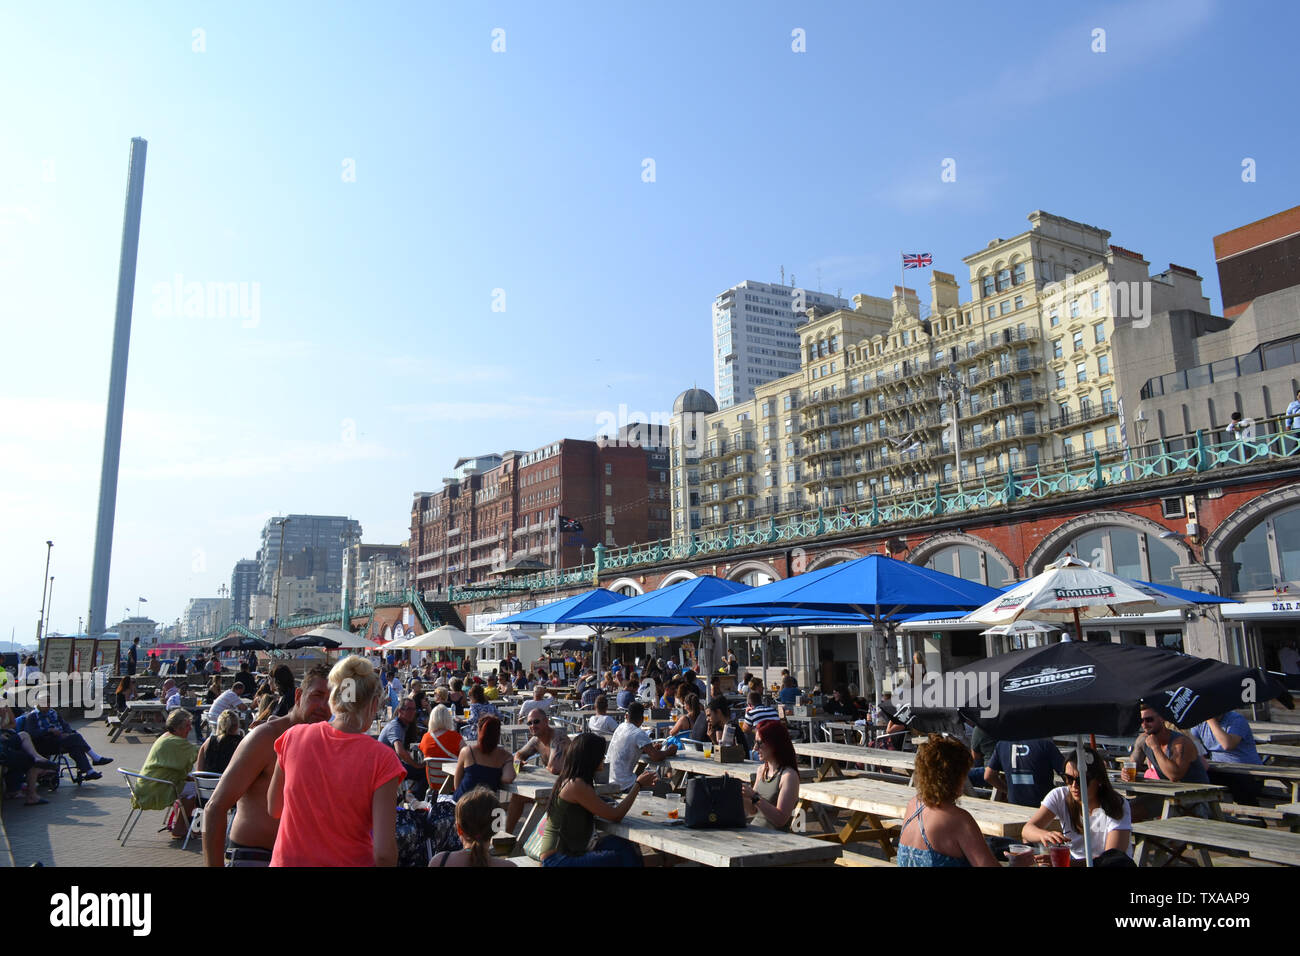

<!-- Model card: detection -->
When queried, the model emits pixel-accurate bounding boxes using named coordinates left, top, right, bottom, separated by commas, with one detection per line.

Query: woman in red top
left=268, top=655, right=405, bottom=866
left=419, top=704, right=463, bottom=794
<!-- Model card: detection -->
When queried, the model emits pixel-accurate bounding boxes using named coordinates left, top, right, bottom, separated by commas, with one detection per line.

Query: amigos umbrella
left=945, top=640, right=1293, bottom=864
left=960, top=554, right=1193, bottom=641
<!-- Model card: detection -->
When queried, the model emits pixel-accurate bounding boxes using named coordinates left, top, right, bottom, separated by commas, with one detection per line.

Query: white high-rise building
left=713, top=281, right=850, bottom=408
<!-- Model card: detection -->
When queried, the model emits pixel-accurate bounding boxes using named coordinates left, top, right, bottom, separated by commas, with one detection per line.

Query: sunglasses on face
left=1140, top=715, right=1161, bottom=724
left=1064, top=773, right=1082, bottom=785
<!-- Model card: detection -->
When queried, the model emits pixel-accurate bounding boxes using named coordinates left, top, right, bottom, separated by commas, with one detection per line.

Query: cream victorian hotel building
left=669, top=210, right=1212, bottom=552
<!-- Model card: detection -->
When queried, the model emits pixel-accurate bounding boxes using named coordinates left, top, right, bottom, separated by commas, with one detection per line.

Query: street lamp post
left=36, top=540, right=53, bottom=653
left=938, top=366, right=966, bottom=492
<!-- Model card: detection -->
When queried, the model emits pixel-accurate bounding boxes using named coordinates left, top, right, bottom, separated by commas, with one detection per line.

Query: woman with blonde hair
left=195, top=708, right=243, bottom=775
left=419, top=704, right=463, bottom=794
left=429, top=789, right=516, bottom=868
left=268, top=654, right=405, bottom=866
left=896, top=734, right=998, bottom=867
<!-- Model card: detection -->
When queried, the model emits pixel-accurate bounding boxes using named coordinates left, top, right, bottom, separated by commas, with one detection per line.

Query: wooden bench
left=1132, top=816, right=1300, bottom=867
left=1210, top=855, right=1283, bottom=867
left=835, top=853, right=894, bottom=867
left=1219, top=803, right=1288, bottom=826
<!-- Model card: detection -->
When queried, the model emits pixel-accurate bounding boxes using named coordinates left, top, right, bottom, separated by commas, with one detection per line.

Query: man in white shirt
left=518, top=685, right=553, bottom=720
left=163, top=679, right=183, bottom=709
left=587, top=694, right=619, bottom=734
left=606, top=702, right=676, bottom=791
left=205, top=681, right=248, bottom=739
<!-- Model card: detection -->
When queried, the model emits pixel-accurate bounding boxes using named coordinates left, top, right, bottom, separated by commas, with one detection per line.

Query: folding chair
left=117, top=768, right=183, bottom=847
left=181, top=771, right=223, bottom=850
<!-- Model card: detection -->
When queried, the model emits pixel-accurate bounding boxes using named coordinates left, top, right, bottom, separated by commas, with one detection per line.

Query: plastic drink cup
left=704, top=746, right=713, bottom=757
left=1034, top=845, right=1053, bottom=867
left=1049, top=844, right=1071, bottom=867
left=1008, top=844, right=1033, bottom=867
left=1121, top=760, right=1137, bottom=783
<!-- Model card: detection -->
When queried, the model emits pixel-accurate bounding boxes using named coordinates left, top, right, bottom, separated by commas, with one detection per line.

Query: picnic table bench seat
left=1132, top=816, right=1300, bottom=867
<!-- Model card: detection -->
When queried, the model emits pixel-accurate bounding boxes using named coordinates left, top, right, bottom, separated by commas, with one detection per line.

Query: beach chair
left=116, top=768, right=184, bottom=847
left=181, top=771, right=223, bottom=850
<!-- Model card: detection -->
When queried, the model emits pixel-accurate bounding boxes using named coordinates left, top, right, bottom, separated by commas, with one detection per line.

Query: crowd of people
left=5, top=639, right=1284, bottom=869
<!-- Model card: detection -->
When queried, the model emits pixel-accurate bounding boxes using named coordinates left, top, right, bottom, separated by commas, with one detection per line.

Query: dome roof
left=673, top=387, right=718, bottom=415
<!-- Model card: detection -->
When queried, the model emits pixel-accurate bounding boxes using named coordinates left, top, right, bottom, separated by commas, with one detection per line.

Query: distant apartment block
left=713, top=281, right=850, bottom=408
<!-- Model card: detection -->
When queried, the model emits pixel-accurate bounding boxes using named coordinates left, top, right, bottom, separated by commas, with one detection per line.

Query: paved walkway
left=2, top=714, right=203, bottom=868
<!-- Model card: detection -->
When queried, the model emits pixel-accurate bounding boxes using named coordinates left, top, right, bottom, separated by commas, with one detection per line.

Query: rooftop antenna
left=817, top=267, right=822, bottom=292
left=780, top=265, right=785, bottom=286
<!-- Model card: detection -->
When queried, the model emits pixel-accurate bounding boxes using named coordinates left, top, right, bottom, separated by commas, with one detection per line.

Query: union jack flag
left=902, top=253, right=933, bottom=269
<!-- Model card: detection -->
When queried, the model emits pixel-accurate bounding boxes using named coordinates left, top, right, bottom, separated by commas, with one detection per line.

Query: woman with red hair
left=740, top=720, right=800, bottom=830
left=452, top=715, right=514, bottom=800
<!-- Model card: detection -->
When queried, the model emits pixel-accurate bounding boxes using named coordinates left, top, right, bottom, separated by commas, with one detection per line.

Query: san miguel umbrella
left=497, top=589, right=630, bottom=674
left=569, top=576, right=753, bottom=678
left=698, top=554, right=1002, bottom=706
left=945, top=640, right=1293, bottom=865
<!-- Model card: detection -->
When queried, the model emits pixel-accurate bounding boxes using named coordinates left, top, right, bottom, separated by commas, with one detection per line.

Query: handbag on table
left=684, top=775, right=747, bottom=829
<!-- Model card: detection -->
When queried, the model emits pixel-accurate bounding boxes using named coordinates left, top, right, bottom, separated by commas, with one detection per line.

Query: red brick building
left=410, top=433, right=670, bottom=593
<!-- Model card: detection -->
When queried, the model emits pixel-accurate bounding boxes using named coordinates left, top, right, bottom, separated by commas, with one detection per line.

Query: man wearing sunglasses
left=503, top=714, right=570, bottom=833
left=1130, top=706, right=1210, bottom=786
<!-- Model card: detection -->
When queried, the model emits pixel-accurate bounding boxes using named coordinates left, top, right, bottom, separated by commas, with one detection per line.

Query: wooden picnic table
left=109, top=700, right=170, bottom=742
left=798, top=777, right=1035, bottom=856
left=1276, top=802, right=1300, bottom=833
left=1109, top=777, right=1228, bottom=820
left=595, top=792, right=842, bottom=867
left=1202, top=763, right=1300, bottom=802
left=1257, top=743, right=1300, bottom=763
left=657, top=749, right=760, bottom=786
left=1131, top=816, right=1300, bottom=867
left=783, top=713, right=831, bottom=743
left=793, top=741, right=915, bottom=781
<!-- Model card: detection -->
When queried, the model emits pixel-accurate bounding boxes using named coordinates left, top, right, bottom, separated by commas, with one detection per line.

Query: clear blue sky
left=1, top=0, right=1296, bottom=644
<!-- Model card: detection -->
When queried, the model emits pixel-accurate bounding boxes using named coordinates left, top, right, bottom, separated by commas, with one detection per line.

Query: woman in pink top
left=269, top=655, right=405, bottom=866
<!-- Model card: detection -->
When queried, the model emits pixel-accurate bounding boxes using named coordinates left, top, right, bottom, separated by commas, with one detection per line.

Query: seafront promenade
left=0, top=715, right=201, bottom=869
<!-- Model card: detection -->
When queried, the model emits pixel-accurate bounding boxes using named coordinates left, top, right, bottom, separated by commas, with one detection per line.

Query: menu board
left=42, top=638, right=73, bottom=675
left=96, top=639, right=121, bottom=672
left=73, top=639, right=97, bottom=673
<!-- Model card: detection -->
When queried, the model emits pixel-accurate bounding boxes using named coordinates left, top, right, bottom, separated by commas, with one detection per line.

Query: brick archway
left=605, top=577, right=644, bottom=596
left=1203, top=483, right=1300, bottom=566
left=908, top=532, right=1018, bottom=582
left=660, top=569, right=699, bottom=587
left=805, top=548, right=862, bottom=572
left=1024, top=510, right=1188, bottom=574
left=726, top=560, right=782, bottom=584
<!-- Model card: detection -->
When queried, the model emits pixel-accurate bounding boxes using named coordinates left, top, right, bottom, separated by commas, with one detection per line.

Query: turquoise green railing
left=446, top=426, right=1300, bottom=602
left=274, top=588, right=435, bottom=633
